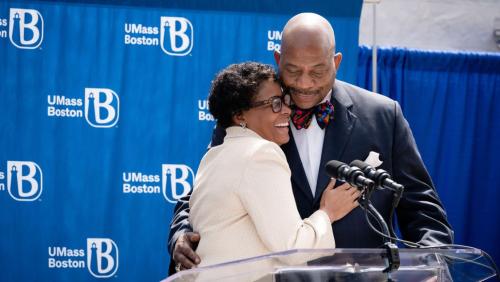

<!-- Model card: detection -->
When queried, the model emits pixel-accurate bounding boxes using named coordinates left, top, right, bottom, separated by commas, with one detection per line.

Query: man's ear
left=333, top=52, right=343, bottom=70
left=274, top=50, right=281, bottom=66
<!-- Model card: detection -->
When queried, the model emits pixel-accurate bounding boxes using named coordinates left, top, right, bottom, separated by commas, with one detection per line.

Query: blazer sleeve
left=237, top=143, right=335, bottom=253
left=167, top=125, right=226, bottom=275
left=392, top=101, right=454, bottom=245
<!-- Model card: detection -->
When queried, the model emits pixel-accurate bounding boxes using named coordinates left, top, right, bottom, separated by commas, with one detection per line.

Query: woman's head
left=209, top=62, right=291, bottom=145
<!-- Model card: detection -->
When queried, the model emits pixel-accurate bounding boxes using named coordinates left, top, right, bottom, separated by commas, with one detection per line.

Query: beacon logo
left=162, top=164, right=194, bottom=203
left=4, top=161, right=43, bottom=201
left=9, top=8, right=44, bottom=49
left=87, top=238, right=119, bottom=278
left=160, top=17, right=193, bottom=56
left=84, top=88, right=120, bottom=128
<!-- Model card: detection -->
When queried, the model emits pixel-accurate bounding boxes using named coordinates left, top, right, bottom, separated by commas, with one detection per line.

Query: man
left=167, top=13, right=453, bottom=273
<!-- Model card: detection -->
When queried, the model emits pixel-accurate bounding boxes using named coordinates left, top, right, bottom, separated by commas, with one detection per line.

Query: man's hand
left=172, top=232, right=201, bottom=271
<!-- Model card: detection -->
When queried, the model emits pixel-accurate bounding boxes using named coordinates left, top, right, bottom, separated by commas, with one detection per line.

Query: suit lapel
left=282, top=131, right=314, bottom=202
left=313, top=82, right=358, bottom=203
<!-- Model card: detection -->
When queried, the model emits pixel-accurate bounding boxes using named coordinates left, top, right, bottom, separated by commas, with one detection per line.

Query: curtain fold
left=357, top=46, right=500, bottom=267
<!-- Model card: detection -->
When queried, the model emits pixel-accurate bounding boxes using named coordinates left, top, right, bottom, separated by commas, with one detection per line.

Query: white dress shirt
left=291, top=90, right=332, bottom=196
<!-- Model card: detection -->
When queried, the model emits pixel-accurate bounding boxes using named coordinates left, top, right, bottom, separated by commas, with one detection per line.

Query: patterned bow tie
left=291, top=100, right=334, bottom=130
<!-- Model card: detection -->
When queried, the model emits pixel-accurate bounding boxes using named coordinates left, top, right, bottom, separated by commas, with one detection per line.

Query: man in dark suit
left=167, top=13, right=453, bottom=273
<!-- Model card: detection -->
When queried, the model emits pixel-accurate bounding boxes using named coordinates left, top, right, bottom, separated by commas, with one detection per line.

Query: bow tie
left=291, top=100, right=334, bottom=130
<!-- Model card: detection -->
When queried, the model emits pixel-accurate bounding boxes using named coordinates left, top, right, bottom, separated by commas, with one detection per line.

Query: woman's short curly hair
left=208, top=62, right=278, bottom=128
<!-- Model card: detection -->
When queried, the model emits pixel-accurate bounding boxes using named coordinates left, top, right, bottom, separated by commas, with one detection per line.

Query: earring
left=239, top=121, right=247, bottom=129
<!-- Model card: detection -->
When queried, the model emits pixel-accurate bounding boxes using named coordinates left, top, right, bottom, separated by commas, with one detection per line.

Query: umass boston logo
left=0, top=161, right=43, bottom=201
left=123, top=16, right=193, bottom=56
left=47, top=238, right=119, bottom=278
left=46, top=88, right=120, bottom=128
left=87, top=238, right=119, bottom=278
left=122, top=164, right=194, bottom=203
left=84, top=88, right=120, bottom=128
left=8, top=8, right=44, bottom=49
left=160, top=17, right=193, bottom=56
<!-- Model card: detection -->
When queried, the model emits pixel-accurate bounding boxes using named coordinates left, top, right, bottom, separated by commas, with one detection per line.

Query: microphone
left=350, top=160, right=404, bottom=193
left=325, top=160, right=374, bottom=191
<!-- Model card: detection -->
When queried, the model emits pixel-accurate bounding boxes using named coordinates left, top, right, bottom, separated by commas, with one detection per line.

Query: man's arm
left=167, top=192, right=200, bottom=274
left=209, top=123, right=226, bottom=148
left=167, top=192, right=193, bottom=255
left=391, top=102, right=454, bottom=246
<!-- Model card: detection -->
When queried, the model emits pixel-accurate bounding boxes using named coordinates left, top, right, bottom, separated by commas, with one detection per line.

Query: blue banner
left=0, top=1, right=362, bottom=280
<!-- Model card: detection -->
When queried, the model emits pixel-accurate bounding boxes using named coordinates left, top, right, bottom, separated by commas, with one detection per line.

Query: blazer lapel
left=281, top=131, right=314, bottom=202
left=313, top=82, right=358, bottom=203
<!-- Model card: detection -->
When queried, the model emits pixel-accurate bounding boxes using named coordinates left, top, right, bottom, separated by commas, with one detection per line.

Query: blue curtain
left=357, top=46, right=500, bottom=268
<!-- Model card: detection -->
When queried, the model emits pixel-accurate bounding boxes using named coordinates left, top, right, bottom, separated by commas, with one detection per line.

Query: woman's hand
left=320, top=180, right=361, bottom=223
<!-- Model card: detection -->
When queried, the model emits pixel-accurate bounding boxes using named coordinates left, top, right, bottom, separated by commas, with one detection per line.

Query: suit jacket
left=167, top=80, right=453, bottom=273
left=189, top=126, right=334, bottom=267
left=281, top=80, right=453, bottom=248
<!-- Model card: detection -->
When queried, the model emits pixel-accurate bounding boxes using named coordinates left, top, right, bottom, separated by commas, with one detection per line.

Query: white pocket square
left=364, top=151, right=383, bottom=168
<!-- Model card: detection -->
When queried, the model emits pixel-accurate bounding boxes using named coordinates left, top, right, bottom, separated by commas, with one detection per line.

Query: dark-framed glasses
left=251, top=94, right=291, bottom=113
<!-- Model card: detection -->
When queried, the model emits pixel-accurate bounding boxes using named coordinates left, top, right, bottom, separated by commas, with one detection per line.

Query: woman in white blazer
left=189, top=62, right=360, bottom=271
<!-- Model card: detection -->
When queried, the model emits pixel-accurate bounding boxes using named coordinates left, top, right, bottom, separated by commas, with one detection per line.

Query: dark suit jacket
left=167, top=80, right=453, bottom=273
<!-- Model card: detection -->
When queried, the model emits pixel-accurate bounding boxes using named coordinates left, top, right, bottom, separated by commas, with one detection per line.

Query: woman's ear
left=232, top=112, right=245, bottom=126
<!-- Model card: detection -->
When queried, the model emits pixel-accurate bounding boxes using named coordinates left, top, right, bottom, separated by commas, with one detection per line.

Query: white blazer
left=190, top=126, right=335, bottom=268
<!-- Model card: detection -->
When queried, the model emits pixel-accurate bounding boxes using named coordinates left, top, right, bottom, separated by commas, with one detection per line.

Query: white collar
left=224, top=126, right=262, bottom=140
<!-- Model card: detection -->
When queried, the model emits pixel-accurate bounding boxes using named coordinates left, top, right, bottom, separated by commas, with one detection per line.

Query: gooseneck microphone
left=325, top=160, right=374, bottom=191
left=349, top=160, right=404, bottom=193
left=350, top=159, right=404, bottom=242
left=326, top=160, right=402, bottom=272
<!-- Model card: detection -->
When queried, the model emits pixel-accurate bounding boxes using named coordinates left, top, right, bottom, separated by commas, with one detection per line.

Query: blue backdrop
left=0, top=1, right=362, bottom=281
left=357, top=46, right=500, bottom=269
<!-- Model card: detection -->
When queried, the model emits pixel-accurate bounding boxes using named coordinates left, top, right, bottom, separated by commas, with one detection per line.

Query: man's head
left=275, top=13, right=342, bottom=109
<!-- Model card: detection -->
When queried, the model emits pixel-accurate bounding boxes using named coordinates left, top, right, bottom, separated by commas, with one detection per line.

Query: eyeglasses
left=251, top=94, right=291, bottom=113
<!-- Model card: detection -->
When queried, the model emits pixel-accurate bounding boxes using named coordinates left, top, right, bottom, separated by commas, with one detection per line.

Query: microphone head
left=350, top=160, right=370, bottom=170
left=325, top=160, right=347, bottom=178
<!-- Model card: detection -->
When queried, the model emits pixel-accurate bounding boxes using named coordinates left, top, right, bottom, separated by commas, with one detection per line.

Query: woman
left=189, top=62, right=360, bottom=269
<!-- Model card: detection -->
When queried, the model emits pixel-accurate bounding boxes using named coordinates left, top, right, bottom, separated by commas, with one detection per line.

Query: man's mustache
left=286, top=88, right=322, bottom=96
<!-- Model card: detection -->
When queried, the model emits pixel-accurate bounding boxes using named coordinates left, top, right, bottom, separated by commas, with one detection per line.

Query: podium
left=164, top=248, right=498, bottom=281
